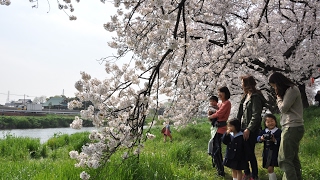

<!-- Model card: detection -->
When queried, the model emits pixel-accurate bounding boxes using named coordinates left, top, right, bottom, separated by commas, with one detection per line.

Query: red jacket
left=210, top=100, right=231, bottom=134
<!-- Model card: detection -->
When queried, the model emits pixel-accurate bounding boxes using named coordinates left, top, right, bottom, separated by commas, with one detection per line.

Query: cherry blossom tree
left=32, top=96, right=47, bottom=104
left=4, top=0, right=320, bottom=179
left=68, top=1, right=320, bottom=178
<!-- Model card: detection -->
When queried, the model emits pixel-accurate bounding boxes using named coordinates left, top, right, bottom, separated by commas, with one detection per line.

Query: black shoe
left=218, top=172, right=225, bottom=177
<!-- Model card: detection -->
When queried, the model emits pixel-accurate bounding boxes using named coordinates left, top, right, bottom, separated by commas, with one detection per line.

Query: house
left=4, top=99, right=32, bottom=108
left=42, top=97, right=68, bottom=109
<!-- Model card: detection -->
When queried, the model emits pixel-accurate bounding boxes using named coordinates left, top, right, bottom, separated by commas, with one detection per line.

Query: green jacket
left=237, top=93, right=266, bottom=132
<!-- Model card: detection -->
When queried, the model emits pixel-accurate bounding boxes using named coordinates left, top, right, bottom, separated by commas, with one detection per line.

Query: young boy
left=257, top=114, right=282, bottom=180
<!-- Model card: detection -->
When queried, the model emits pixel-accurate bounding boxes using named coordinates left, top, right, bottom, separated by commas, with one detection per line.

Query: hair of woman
left=219, top=86, right=231, bottom=100
left=241, top=75, right=259, bottom=94
left=268, top=72, right=295, bottom=99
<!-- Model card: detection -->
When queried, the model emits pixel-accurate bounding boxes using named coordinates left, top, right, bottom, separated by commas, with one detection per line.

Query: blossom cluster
left=0, top=0, right=10, bottom=6
left=146, top=133, right=156, bottom=140
left=70, top=116, right=83, bottom=129
left=68, top=100, right=83, bottom=109
left=57, top=0, right=78, bottom=20
left=80, top=171, right=90, bottom=180
left=69, top=139, right=106, bottom=170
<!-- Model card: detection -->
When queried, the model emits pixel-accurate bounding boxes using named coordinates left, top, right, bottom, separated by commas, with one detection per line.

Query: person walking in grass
left=315, top=90, right=320, bottom=106
left=162, top=120, right=172, bottom=143
left=257, top=114, right=282, bottom=180
left=268, top=72, right=304, bottom=180
left=222, top=118, right=247, bottom=180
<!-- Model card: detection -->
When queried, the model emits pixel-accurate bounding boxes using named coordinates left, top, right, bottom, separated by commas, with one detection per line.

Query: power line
left=0, top=92, right=36, bottom=97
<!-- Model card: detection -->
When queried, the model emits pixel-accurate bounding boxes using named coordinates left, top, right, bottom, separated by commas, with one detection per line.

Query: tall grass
left=0, top=133, right=44, bottom=160
left=0, top=106, right=319, bottom=179
left=299, top=106, right=320, bottom=179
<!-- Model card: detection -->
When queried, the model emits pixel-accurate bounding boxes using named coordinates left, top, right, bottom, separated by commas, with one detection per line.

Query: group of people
left=207, top=72, right=305, bottom=180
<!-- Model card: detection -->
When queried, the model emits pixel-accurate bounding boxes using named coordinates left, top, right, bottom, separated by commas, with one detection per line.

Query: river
left=0, top=127, right=100, bottom=143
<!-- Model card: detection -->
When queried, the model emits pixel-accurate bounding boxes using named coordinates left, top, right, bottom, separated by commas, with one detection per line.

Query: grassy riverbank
left=0, top=114, right=93, bottom=129
left=0, top=106, right=319, bottom=179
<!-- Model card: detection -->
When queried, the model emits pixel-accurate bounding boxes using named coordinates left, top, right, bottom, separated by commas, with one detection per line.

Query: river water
left=0, top=127, right=100, bottom=143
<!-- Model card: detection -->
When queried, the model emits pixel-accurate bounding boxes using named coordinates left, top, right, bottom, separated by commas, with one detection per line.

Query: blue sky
left=0, top=1, right=118, bottom=104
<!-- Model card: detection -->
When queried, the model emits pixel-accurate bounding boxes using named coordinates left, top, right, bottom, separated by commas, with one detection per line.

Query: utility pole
left=6, top=91, right=9, bottom=103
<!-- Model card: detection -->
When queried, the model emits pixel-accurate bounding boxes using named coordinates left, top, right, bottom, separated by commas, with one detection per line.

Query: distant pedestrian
left=162, top=120, right=172, bottom=143
left=222, top=118, right=247, bottom=180
left=268, top=72, right=304, bottom=180
left=315, top=90, right=320, bottom=106
left=257, top=114, right=281, bottom=180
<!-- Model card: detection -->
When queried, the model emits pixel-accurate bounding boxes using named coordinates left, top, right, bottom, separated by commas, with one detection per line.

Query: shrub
left=16, top=119, right=32, bottom=128
left=0, top=115, right=94, bottom=129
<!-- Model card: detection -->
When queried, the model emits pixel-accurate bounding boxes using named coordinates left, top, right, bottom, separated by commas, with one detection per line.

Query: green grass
left=0, top=106, right=319, bottom=179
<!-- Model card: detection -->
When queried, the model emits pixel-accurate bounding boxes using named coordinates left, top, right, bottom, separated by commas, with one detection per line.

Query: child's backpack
left=161, top=127, right=166, bottom=133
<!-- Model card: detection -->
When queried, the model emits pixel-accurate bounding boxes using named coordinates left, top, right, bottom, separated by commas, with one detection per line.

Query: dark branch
left=189, top=36, right=224, bottom=47
left=256, top=0, right=270, bottom=27
left=173, top=0, right=187, bottom=39
left=192, top=19, right=228, bottom=44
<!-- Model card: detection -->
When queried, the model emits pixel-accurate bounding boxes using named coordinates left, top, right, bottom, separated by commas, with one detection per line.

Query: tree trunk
left=298, top=84, right=309, bottom=108
left=266, top=93, right=280, bottom=114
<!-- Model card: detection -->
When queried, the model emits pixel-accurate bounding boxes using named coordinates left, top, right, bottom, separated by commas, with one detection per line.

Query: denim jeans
left=278, top=126, right=304, bottom=180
